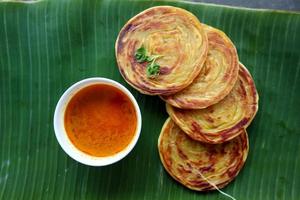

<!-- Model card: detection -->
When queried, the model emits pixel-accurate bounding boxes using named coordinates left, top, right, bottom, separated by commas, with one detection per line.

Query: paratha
left=115, top=6, right=208, bottom=95
left=167, top=63, right=258, bottom=144
left=161, top=24, right=239, bottom=109
left=158, top=118, right=249, bottom=191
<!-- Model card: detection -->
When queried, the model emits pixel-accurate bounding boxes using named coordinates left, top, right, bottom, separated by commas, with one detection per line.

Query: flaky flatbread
left=115, top=6, right=208, bottom=95
left=167, top=63, right=258, bottom=144
left=161, top=24, right=239, bottom=108
left=158, top=118, right=249, bottom=191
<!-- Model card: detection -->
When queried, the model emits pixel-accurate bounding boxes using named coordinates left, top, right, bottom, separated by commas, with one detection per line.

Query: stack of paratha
left=116, top=6, right=258, bottom=191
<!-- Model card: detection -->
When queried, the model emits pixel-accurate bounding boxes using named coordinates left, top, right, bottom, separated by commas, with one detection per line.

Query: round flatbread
left=167, top=63, right=258, bottom=144
left=161, top=24, right=239, bottom=109
left=158, top=118, right=249, bottom=191
left=115, top=6, right=208, bottom=95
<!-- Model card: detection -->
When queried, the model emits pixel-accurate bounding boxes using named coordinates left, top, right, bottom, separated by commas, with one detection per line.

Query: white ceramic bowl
left=53, top=77, right=142, bottom=166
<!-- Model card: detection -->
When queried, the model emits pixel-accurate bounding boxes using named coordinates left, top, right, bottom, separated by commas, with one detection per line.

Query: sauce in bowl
left=64, top=84, right=137, bottom=157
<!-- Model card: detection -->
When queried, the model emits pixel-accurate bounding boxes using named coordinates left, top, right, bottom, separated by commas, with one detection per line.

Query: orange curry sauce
left=64, top=84, right=137, bottom=157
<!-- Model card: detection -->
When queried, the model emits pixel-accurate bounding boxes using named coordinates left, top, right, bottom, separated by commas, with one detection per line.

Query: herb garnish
left=135, top=46, right=161, bottom=78
left=146, top=62, right=160, bottom=78
left=135, top=46, right=149, bottom=63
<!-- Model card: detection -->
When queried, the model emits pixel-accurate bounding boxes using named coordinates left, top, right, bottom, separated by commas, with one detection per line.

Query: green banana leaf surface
left=0, top=0, right=299, bottom=199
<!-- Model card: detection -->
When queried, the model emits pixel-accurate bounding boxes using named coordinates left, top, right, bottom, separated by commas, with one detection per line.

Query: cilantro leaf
left=135, top=46, right=148, bottom=63
left=135, top=45, right=162, bottom=78
left=146, top=61, right=160, bottom=78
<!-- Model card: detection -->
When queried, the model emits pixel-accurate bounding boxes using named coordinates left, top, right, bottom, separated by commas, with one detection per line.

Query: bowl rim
left=53, top=77, right=142, bottom=166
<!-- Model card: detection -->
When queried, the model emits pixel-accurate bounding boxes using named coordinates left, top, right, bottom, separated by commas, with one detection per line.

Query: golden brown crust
left=161, top=24, right=239, bottom=108
left=167, top=63, right=259, bottom=144
left=115, top=6, right=208, bottom=95
left=158, top=118, right=249, bottom=191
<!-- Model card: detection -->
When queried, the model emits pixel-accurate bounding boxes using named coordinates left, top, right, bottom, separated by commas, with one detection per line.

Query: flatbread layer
left=158, top=118, right=249, bottom=191
left=167, top=63, right=258, bottom=144
left=115, top=6, right=208, bottom=95
left=161, top=24, right=239, bottom=108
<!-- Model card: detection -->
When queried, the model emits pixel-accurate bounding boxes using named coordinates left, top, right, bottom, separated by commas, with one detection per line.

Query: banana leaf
left=0, top=0, right=299, bottom=199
